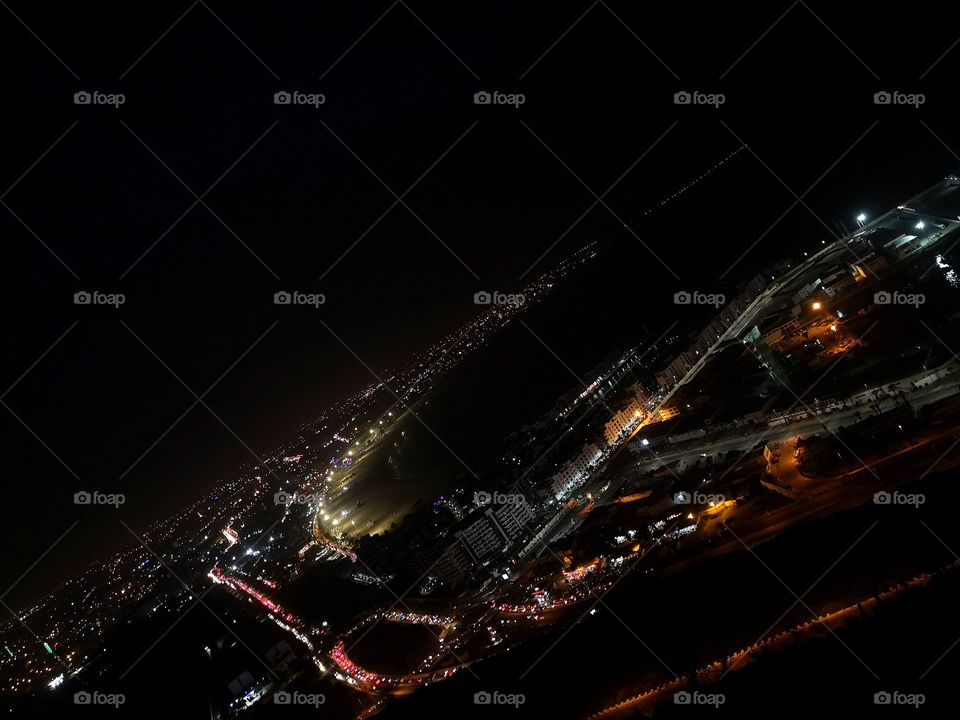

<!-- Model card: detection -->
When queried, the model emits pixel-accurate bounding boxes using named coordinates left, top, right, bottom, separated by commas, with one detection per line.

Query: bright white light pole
left=856, top=212, right=867, bottom=227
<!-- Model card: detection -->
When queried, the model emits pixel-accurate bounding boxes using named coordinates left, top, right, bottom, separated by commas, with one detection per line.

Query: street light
left=812, top=301, right=822, bottom=311
left=856, top=212, right=867, bottom=225
left=916, top=221, right=925, bottom=230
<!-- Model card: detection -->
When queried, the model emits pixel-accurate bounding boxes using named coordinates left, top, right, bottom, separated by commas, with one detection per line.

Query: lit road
left=630, top=366, right=960, bottom=476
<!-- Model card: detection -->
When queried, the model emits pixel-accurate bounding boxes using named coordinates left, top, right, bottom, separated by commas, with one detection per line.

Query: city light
left=7, top=88, right=960, bottom=719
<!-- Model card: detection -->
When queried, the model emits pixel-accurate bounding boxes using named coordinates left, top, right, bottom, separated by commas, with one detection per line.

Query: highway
left=631, top=361, right=960, bottom=474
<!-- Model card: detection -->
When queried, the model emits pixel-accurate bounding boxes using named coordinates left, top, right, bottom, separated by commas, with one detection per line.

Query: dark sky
left=2, top=1, right=959, bottom=608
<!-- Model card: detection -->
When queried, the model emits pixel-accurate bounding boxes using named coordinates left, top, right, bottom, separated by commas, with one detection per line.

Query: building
left=625, top=382, right=648, bottom=404
left=602, top=384, right=649, bottom=446
left=457, top=515, right=502, bottom=562
left=489, top=498, right=535, bottom=541
left=549, top=442, right=602, bottom=501
left=657, top=349, right=700, bottom=389
left=743, top=272, right=767, bottom=298
left=750, top=311, right=800, bottom=347
left=790, top=279, right=821, bottom=305
left=888, top=233, right=923, bottom=260
left=820, top=266, right=856, bottom=298
left=655, top=369, right=673, bottom=391
left=653, top=274, right=767, bottom=392
left=657, top=406, right=679, bottom=421
left=433, top=495, right=536, bottom=586
left=433, top=539, right=474, bottom=586
left=604, top=403, right=642, bottom=445
left=852, top=253, right=888, bottom=279
left=866, top=224, right=949, bottom=262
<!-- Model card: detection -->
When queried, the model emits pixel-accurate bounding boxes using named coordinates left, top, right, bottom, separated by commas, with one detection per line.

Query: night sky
left=2, top=1, right=958, bottom=608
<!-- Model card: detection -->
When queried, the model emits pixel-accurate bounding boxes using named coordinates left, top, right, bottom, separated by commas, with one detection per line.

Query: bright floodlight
left=916, top=221, right=925, bottom=230
left=857, top=213, right=867, bottom=223
left=812, top=301, right=822, bottom=310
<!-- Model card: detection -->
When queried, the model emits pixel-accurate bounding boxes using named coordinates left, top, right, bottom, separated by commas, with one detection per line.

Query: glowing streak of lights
left=209, top=567, right=300, bottom=627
